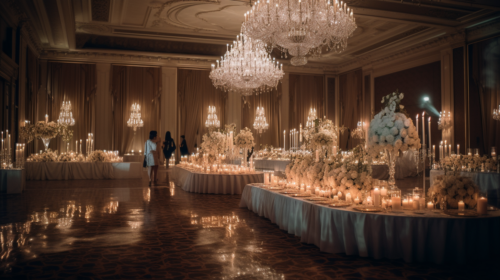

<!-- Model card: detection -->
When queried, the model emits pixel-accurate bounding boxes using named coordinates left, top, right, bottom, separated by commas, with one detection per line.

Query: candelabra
left=438, top=111, right=452, bottom=130
left=253, top=106, right=269, bottom=134
left=205, top=106, right=220, bottom=130
left=57, top=100, right=76, bottom=126
left=494, top=105, right=500, bottom=121
left=306, top=108, right=317, bottom=129
left=127, top=103, right=144, bottom=154
left=351, top=121, right=365, bottom=140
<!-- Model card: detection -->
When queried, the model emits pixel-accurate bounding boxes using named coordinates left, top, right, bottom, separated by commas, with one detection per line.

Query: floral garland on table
left=27, top=149, right=58, bottom=162
left=57, top=153, right=74, bottom=162
left=200, top=131, right=227, bottom=157
left=235, top=127, right=255, bottom=150
left=441, top=155, right=497, bottom=172
left=87, top=150, right=108, bottom=162
left=367, top=91, right=421, bottom=156
left=428, top=174, right=479, bottom=209
left=74, top=154, right=86, bottom=162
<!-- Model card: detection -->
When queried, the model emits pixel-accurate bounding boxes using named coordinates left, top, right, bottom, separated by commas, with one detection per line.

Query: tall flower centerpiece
left=34, top=121, right=59, bottom=151
left=200, top=131, right=227, bottom=164
left=235, top=127, right=255, bottom=162
left=367, top=91, right=420, bottom=189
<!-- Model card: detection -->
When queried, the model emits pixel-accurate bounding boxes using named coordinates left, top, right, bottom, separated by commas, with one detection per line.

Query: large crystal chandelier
left=243, top=0, right=357, bottom=66
left=57, top=100, right=75, bottom=126
left=209, top=33, right=284, bottom=96
left=306, top=108, right=317, bottom=128
left=205, top=106, right=221, bottom=129
left=127, top=103, right=144, bottom=131
left=253, top=106, right=269, bottom=134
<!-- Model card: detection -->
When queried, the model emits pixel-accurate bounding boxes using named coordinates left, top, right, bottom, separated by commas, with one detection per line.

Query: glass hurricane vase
left=40, top=137, right=52, bottom=151
left=385, top=149, right=397, bottom=188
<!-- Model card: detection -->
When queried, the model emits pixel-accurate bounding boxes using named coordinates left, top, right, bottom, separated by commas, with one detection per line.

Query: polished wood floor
left=1, top=168, right=498, bottom=279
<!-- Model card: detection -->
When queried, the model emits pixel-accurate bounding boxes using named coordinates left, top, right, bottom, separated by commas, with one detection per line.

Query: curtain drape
left=470, top=36, right=500, bottom=155
left=111, top=66, right=161, bottom=155
left=24, top=47, right=39, bottom=156
left=241, top=84, right=282, bottom=149
left=289, top=74, right=324, bottom=131
left=46, top=62, right=97, bottom=153
left=339, top=69, right=362, bottom=150
left=177, top=69, right=226, bottom=156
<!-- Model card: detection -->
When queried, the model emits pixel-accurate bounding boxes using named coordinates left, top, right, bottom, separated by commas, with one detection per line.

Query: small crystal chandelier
left=351, top=121, right=365, bottom=139
left=253, top=106, right=269, bottom=134
left=205, top=106, right=221, bottom=129
left=243, top=0, right=357, bottom=66
left=306, top=108, right=317, bottom=128
left=438, top=111, right=452, bottom=130
left=494, top=105, right=500, bottom=121
left=57, top=100, right=75, bottom=126
left=209, top=33, right=284, bottom=96
left=127, top=103, right=144, bottom=132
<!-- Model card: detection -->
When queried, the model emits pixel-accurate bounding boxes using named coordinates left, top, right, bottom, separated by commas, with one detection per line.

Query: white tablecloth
left=254, top=159, right=290, bottom=171
left=430, top=170, right=500, bottom=207
left=372, top=151, right=420, bottom=180
left=25, top=162, right=143, bottom=180
left=240, top=184, right=500, bottom=264
left=171, top=166, right=263, bottom=195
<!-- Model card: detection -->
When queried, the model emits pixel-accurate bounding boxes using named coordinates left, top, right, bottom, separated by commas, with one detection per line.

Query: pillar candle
left=458, top=200, right=465, bottom=211
left=457, top=144, right=460, bottom=155
left=366, top=196, right=372, bottom=205
left=283, top=130, right=286, bottom=150
left=373, top=188, right=380, bottom=206
left=412, top=196, right=420, bottom=210
left=270, top=174, right=274, bottom=184
left=45, top=114, right=48, bottom=123
left=477, top=197, right=487, bottom=215
left=354, top=197, right=360, bottom=204
left=345, top=193, right=352, bottom=203
left=337, top=191, right=342, bottom=198
left=392, top=197, right=401, bottom=210
left=402, top=199, right=409, bottom=208
left=382, top=199, right=387, bottom=209
left=264, top=173, right=269, bottom=184
left=427, top=201, right=434, bottom=209
left=333, top=195, right=338, bottom=201
left=381, top=187, right=387, bottom=196
left=416, top=114, right=419, bottom=141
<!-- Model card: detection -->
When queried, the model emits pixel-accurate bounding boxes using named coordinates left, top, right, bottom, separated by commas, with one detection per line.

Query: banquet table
left=25, top=162, right=143, bottom=180
left=240, top=184, right=500, bottom=264
left=171, top=166, right=263, bottom=195
left=371, top=151, right=421, bottom=180
left=430, top=170, right=500, bottom=207
left=254, top=159, right=290, bottom=172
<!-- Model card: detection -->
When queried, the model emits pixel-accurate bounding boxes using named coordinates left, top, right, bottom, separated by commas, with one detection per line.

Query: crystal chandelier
left=243, top=0, right=357, bottom=66
left=494, top=105, right=500, bottom=121
left=306, top=108, right=317, bottom=128
left=127, top=103, right=144, bottom=131
left=57, top=100, right=75, bottom=126
left=205, top=106, right=221, bottom=129
left=209, top=33, right=284, bottom=96
left=438, top=111, right=452, bottom=130
left=253, top=106, right=269, bottom=134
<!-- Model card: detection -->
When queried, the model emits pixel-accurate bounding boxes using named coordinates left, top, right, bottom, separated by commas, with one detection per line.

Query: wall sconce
left=438, top=111, right=452, bottom=130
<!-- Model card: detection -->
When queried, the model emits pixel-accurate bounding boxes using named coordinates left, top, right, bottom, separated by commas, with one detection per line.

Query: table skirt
left=240, top=184, right=500, bottom=264
left=171, top=166, right=263, bottom=195
left=26, top=162, right=143, bottom=180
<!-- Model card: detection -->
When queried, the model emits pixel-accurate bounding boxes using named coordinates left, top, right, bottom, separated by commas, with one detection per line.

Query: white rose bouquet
left=200, top=131, right=227, bottom=157
left=428, top=174, right=479, bottom=209
left=57, top=153, right=74, bottom=162
left=27, top=149, right=58, bottom=162
left=34, top=121, right=59, bottom=139
left=88, top=150, right=108, bottom=162
left=368, top=91, right=421, bottom=156
left=303, top=119, right=338, bottom=150
left=235, top=127, right=255, bottom=150
left=310, top=130, right=335, bottom=150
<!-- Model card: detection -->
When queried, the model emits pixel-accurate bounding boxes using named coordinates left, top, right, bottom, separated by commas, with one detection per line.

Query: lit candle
left=422, top=112, right=425, bottom=148
left=366, top=196, right=372, bottom=205
left=416, top=114, right=419, bottom=140
left=264, top=173, right=269, bottom=184
left=413, top=196, right=420, bottom=210
left=333, top=195, right=338, bottom=201
left=354, top=196, right=360, bottom=204
left=402, top=199, right=409, bottom=208
left=457, top=144, right=460, bottom=155
left=299, top=124, right=303, bottom=142
left=45, top=114, right=48, bottom=123
left=380, top=187, right=387, bottom=196
left=345, top=192, right=352, bottom=203
left=373, top=188, right=380, bottom=206
left=428, top=117, right=431, bottom=149
left=392, top=196, right=401, bottom=210
left=458, top=200, right=465, bottom=211
left=427, top=201, right=434, bottom=209
left=382, top=199, right=387, bottom=209
left=270, top=174, right=274, bottom=184
left=477, top=197, right=487, bottom=215
left=337, top=191, right=342, bottom=198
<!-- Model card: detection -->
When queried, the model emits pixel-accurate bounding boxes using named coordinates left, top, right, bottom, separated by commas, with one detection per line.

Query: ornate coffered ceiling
left=5, top=0, right=500, bottom=68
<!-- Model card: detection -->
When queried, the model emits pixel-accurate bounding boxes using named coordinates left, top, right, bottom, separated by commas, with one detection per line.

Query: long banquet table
left=171, top=166, right=263, bottom=195
left=240, top=184, right=500, bottom=264
left=25, top=162, right=143, bottom=180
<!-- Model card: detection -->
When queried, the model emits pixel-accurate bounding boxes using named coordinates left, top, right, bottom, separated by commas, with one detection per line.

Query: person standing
left=162, top=131, right=176, bottom=168
left=180, top=135, right=189, bottom=156
left=145, top=131, right=161, bottom=187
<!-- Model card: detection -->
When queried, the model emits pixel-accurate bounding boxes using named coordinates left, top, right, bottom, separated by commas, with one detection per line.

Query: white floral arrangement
left=74, top=153, right=86, bottom=162
left=57, top=153, right=74, bottom=162
left=310, top=130, right=335, bottom=150
left=428, top=174, right=479, bottom=209
left=19, top=124, right=36, bottom=143
left=27, top=149, right=58, bottom=162
left=87, top=150, right=108, bottom=162
left=34, top=121, right=59, bottom=139
left=303, top=119, right=338, bottom=150
left=57, top=124, right=73, bottom=142
left=367, top=91, right=421, bottom=155
left=235, top=127, right=255, bottom=150
left=442, top=155, right=497, bottom=171
left=201, top=131, right=227, bottom=157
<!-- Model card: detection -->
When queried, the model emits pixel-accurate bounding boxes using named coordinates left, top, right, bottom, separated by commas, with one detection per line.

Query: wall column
left=441, top=47, right=454, bottom=146
left=95, top=63, right=112, bottom=150
left=281, top=73, right=289, bottom=149
left=161, top=66, right=177, bottom=161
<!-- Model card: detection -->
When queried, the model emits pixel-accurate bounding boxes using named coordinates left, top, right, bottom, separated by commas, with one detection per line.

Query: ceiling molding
left=0, top=0, right=43, bottom=53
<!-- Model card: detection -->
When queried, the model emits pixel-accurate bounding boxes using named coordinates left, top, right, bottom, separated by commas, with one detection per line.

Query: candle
left=264, top=173, right=269, bottom=184
left=458, top=200, right=465, bottom=211
left=45, top=114, right=48, bottom=123
left=299, top=124, right=302, bottom=142
left=427, top=201, right=434, bottom=209
left=457, top=144, right=460, bottom=155
left=373, top=188, right=380, bottom=206
left=412, top=196, right=420, bottom=210
left=337, top=191, right=342, bottom=198
left=428, top=117, right=431, bottom=149
left=333, top=195, right=338, bottom=201
left=416, top=114, right=419, bottom=140
left=283, top=130, right=286, bottom=150
left=354, top=196, right=360, bottom=204
left=315, top=150, right=319, bottom=162
left=366, top=196, right=372, bottom=205
left=433, top=145, right=435, bottom=159
left=422, top=112, right=425, bottom=148
left=315, top=187, right=320, bottom=195
left=345, top=193, right=352, bottom=203
left=381, top=187, right=387, bottom=196
left=477, top=197, right=487, bottom=215
left=392, top=197, right=401, bottom=210
left=382, top=199, right=387, bottom=209
left=402, top=199, right=409, bottom=208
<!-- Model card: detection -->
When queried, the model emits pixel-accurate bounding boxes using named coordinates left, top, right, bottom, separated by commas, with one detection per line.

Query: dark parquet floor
left=1, top=169, right=499, bottom=279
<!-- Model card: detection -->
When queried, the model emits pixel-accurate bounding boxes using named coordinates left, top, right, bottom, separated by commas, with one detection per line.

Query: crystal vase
left=386, top=149, right=397, bottom=188
left=40, top=137, right=52, bottom=151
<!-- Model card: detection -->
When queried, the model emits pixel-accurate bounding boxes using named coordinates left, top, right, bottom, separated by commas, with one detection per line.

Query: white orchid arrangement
left=27, top=149, right=58, bottom=162
left=200, top=131, right=227, bottom=157
left=428, top=174, right=479, bottom=209
left=87, top=150, right=108, bottom=162
left=235, top=127, right=255, bottom=150
left=368, top=91, right=421, bottom=156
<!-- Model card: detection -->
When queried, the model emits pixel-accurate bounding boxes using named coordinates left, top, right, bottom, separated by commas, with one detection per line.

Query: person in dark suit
left=162, top=131, right=176, bottom=168
left=180, top=135, right=189, bottom=156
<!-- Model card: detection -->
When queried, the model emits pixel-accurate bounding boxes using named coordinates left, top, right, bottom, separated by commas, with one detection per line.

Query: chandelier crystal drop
left=57, top=100, right=75, bottom=126
left=205, top=106, right=221, bottom=129
left=209, top=33, right=284, bottom=96
left=306, top=108, right=317, bottom=128
left=127, top=103, right=144, bottom=131
left=242, top=0, right=357, bottom=66
left=253, top=106, right=269, bottom=134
